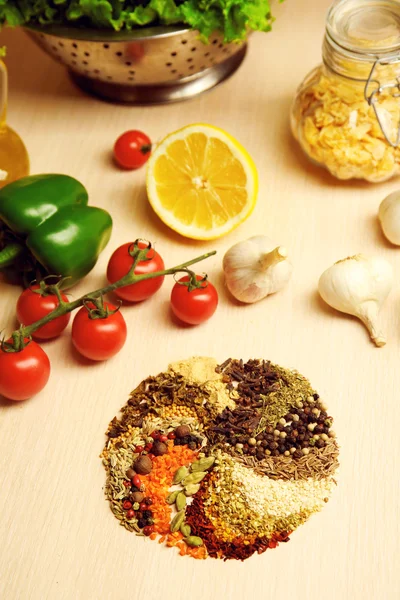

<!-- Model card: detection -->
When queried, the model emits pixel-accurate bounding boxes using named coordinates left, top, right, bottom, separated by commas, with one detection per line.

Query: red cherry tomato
left=16, top=285, right=70, bottom=340
left=0, top=340, right=51, bottom=401
left=170, top=275, right=218, bottom=325
left=71, top=303, right=127, bottom=361
left=107, top=241, right=165, bottom=302
left=113, top=130, right=152, bottom=169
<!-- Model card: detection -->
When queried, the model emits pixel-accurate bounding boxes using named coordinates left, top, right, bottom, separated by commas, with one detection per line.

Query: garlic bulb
left=378, top=191, right=400, bottom=245
left=318, top=254, right=393, bottom=347
left=223, top=235, right=293, bottom=303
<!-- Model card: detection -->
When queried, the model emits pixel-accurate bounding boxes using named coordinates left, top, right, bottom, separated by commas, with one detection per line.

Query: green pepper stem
left=8, top=249, right=217, bottom=345
left=0, top=243, right=25, bottom=268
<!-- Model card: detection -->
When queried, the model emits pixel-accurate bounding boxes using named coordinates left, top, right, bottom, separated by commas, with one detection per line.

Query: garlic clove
left=379, top=191, right=400, bottom=245
left=318, top=254, right=393, bottom=347
left=223, top=236, right=293, bottom=304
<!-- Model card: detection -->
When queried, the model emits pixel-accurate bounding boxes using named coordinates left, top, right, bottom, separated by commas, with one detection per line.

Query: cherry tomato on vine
left=170, top=275, right=218, bottom=325
left=107, top=241, right=165, bottom=302
left=0, top=341, right=51, bottom=401
left=71, top=302, right=127, bottom=361
left=113, top=130, right=152, bottom=169
left=16, top=285, right=70, bottom=340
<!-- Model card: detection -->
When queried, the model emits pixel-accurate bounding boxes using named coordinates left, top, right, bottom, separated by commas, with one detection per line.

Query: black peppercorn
left=136, top=511, right=143, bottom=520
left=293, top=450, right=303, bottom=459
left=143, top=510, right=153, bottom=519
left=130, top=485, right=140, bottom=493
left=144, top=497, right=153, bottom=506
left=286, top=414, right=295, bottom=422
left=188, top=442, right=197, bottom=450
left=304, top=407, right=311, bottom=415
left=269, top=441, right=279, bottom=450
left=316, top=439, right=325, bottom=449
left=272, top=449, right=280, bottom=457
left=137, top=518, right=147, bottom=529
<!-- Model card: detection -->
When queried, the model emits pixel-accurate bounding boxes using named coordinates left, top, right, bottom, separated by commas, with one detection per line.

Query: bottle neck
left=0, top=59, right=7, bottom=126
left=322, top=31, right=400, bottom=84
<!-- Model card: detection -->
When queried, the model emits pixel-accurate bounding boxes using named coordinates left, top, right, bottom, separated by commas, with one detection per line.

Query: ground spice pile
left=102, top=357, right=339, bottom=561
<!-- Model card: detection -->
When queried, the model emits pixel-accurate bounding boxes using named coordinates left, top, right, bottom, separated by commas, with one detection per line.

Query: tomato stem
left=6, top=247, right=217, bottom=349
left=0, top=243, right=25, bottom=268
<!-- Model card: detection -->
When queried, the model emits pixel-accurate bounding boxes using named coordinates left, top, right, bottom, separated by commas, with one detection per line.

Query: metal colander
left=26, top=25, right=247, bottom=103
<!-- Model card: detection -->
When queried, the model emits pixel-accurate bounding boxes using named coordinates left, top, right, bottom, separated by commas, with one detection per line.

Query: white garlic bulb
left=378, top=191, right=400, bottom=245
left=223, top=235, right=293, bottom=303
left=318, top=254, right=393, bottom=347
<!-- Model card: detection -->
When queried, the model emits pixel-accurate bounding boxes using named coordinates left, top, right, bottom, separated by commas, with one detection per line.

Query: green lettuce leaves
left=0, top=0, right=274, bottom=41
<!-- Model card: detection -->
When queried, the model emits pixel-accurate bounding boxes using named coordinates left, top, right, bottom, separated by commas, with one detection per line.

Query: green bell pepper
left=0, top=174, right=113, bottom=287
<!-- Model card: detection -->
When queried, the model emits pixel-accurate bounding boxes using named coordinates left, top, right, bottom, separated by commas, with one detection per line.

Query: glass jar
left=291, top=0, right=400, bottom=182
left=0, top=59, right=29, bottom=189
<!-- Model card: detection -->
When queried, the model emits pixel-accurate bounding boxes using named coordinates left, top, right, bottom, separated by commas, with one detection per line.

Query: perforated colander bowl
left=25, top=25, right=248, bottom=104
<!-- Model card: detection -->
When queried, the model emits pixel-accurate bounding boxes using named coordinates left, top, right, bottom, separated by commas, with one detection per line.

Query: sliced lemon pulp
left=146, top=124, right=258, bottom=240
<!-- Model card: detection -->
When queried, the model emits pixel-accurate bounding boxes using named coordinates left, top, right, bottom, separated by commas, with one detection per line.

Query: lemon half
left=146, top=124, right=258, bottom=240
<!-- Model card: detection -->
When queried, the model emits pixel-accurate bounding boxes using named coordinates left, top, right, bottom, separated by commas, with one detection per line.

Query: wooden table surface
left=1, top=1, right=399, bottom=598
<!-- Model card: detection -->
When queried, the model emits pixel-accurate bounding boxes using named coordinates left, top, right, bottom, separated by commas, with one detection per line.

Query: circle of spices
left=101, top=357, right=339, bottom=561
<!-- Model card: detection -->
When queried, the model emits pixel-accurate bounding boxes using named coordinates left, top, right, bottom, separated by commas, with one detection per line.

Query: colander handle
left=0, top=58, right=7, bottom=126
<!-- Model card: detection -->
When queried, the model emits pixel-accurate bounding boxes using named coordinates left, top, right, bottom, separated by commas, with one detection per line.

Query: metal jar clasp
left=364, top=55, right=400, bottom=147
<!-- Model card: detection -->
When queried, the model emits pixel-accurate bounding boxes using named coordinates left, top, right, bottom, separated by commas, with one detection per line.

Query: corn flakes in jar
left=291, top=0, right=400, bottom=182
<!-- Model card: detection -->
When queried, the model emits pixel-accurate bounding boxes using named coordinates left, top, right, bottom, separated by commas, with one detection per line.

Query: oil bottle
left=0, top=58, right=29, bottom=188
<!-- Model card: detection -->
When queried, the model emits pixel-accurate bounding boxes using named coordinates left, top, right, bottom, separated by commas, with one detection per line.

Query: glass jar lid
left=323, top=0, right=400, bottom=147
left=327, top=0, right=400, bottom=55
